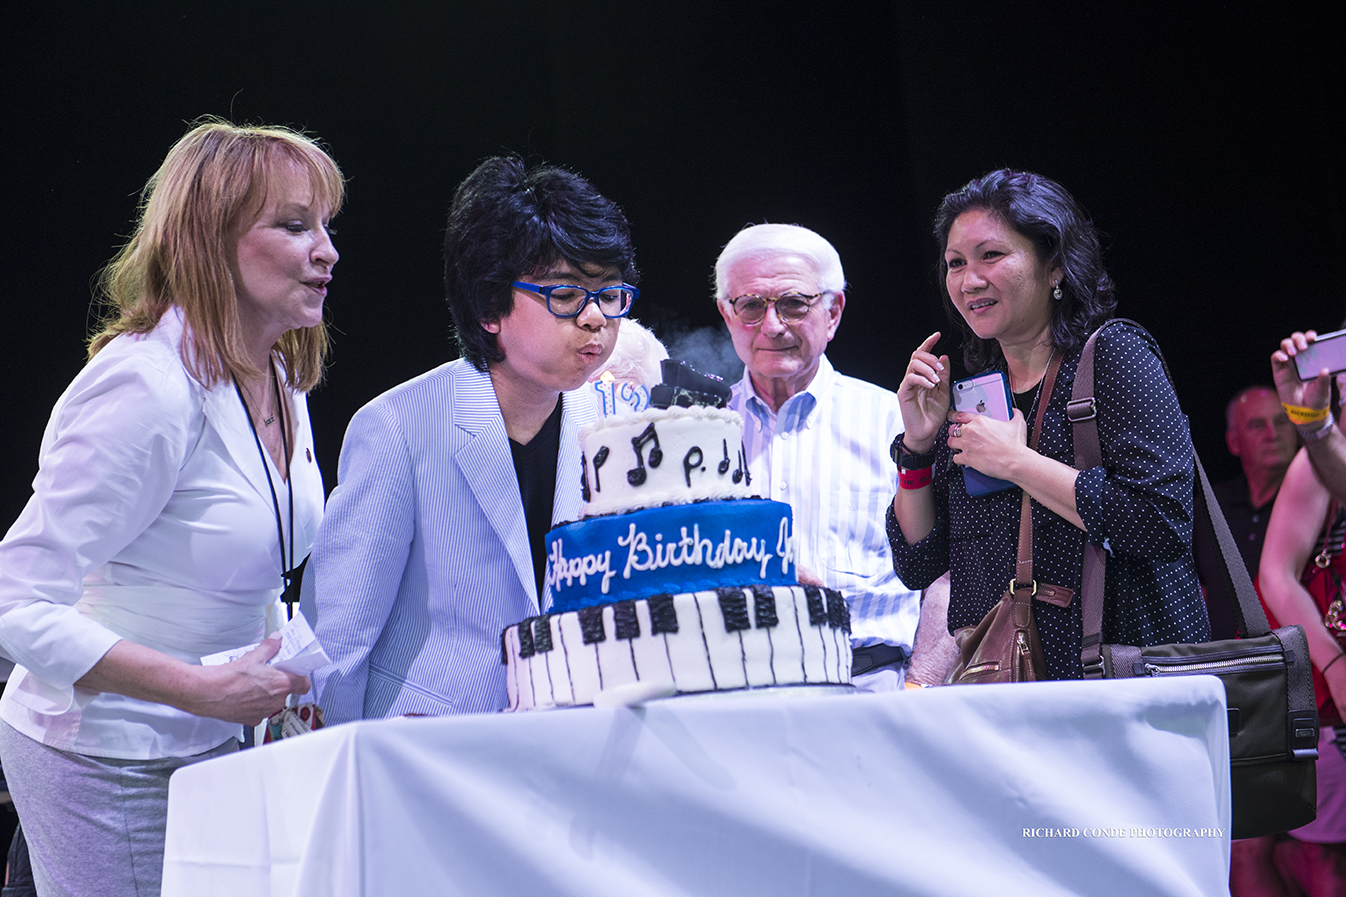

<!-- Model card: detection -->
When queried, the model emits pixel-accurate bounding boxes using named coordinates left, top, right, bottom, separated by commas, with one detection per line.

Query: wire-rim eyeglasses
left=727, top=292, right=828, bottom=325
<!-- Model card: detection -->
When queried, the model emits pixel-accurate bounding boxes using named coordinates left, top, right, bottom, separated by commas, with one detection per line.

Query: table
left=163, top=677, right=1231, bottom=896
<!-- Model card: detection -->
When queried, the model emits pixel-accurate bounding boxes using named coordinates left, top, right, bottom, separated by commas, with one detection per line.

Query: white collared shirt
left=731, top=355, right=919, bottom=649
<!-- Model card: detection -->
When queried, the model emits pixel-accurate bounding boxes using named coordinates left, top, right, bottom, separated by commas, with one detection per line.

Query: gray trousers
left=0, top=722, right=235, bottom=897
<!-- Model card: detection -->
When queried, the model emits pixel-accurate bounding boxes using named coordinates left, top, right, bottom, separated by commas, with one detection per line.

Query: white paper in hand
left=200, top=613, right=330, bottom=675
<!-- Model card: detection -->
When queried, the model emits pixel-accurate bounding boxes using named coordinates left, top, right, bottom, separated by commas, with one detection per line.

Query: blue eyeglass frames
left=511, top=281, right=639, bottom=319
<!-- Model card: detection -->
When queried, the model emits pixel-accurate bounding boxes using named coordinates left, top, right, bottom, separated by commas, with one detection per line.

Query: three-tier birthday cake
left=501, top=362, right=852, bottom=711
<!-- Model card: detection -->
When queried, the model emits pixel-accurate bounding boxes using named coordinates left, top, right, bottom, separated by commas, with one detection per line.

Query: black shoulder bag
left=1070, top=318, right=1319, bottom=840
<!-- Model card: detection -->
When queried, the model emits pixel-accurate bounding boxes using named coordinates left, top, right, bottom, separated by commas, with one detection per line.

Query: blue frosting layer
left=545, top=499, right=796, bottom=613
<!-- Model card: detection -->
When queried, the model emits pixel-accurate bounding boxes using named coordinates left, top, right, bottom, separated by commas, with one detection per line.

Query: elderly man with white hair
left=715, top=223, right=954, bottom=689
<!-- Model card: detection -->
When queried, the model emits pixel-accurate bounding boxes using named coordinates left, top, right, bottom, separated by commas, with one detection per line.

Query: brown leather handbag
left=946, top=352, right=1074, bottom=685
left=945, top=559, right=1074, bottom=683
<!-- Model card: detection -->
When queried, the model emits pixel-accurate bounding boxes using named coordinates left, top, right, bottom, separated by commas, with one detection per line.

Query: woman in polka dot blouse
left=889, top=169, right=1210, bottom=680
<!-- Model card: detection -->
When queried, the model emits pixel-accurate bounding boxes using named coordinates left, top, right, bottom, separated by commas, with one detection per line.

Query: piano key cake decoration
left=502, top=361, right=852, bottom=711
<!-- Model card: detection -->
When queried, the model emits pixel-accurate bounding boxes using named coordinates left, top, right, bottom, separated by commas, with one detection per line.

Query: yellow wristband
left=1284, top=403, right=1331, bottom=426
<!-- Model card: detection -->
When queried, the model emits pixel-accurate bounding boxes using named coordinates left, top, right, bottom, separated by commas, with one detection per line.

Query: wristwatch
left=1298, top=412, right=1336, bottom=442
left=890, top=433, right=937, bottom=470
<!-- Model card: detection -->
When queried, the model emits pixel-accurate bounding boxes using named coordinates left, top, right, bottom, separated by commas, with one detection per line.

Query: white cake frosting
left=579, top=405, right=752, bottom=518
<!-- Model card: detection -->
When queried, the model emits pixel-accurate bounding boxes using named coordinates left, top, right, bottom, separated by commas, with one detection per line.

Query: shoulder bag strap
left=1071, top=319, right=1271, bottom=679
left=1013, top=351, right=1066, bottom=591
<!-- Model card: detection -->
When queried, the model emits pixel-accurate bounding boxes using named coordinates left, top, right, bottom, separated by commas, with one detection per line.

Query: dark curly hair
left=933, top=169, right=1116, bottom=373
left=443, top=156, right=638, bottom=371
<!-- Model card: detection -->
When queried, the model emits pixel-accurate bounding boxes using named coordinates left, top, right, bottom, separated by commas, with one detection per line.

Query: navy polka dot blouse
left=888, top=322, right=1212, bottom=679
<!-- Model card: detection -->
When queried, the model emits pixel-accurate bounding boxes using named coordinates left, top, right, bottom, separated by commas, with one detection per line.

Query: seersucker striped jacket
left=305, top=360, right=597, bottom=724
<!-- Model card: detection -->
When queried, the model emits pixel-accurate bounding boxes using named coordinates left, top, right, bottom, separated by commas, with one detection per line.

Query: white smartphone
left=951, top=371, right=1015, bottom=496
left=1294, top=329, right=1346, bottom=381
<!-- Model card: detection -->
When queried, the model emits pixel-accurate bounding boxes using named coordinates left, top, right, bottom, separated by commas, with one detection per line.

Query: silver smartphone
left=1295, top=329, right=1346, bottom=381
left=951, top=371, right=1015, bottom=496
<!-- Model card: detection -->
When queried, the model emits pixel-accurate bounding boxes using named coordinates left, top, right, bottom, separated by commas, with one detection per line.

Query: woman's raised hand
left=897, top=332, right=951, bottom=452
left=1272, top=331, right=1332, bottom=412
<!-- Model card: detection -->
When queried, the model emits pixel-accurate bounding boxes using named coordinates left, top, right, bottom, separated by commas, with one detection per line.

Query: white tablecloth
left=163, top=677, right=1231, bottom=897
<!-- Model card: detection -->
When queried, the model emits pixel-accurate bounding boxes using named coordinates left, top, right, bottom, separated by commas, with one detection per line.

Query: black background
left=2, top=2, right=1341, bottom=529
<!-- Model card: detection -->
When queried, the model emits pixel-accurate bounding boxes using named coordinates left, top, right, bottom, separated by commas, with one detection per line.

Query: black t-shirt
left=1203, top=474, right=1276, bottom=639
left=509, top=397, right=563, bottom=601
left=1211, top=474, right=1274, bottom=580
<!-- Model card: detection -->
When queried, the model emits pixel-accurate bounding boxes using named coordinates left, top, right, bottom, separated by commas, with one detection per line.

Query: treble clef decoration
left=627, top=424, right=663, bottom=485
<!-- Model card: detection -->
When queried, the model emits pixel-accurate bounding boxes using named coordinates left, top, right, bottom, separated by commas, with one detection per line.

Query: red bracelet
left=899, top=466, right=932, bottom=490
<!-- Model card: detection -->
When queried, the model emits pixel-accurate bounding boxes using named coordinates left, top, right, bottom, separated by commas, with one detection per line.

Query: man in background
left=1215, top=386, right=1299, bottom=579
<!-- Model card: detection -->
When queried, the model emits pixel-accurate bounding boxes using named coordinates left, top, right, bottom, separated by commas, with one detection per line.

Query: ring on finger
left=951, top=423, right=962, bottom=438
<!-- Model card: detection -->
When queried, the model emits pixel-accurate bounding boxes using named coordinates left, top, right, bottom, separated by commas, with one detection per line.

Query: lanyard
left=234, top=363, right=297, bottom=612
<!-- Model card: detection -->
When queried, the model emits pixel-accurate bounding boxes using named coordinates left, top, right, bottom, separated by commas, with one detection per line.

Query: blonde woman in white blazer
left=0, top=120, right=343, bottom=897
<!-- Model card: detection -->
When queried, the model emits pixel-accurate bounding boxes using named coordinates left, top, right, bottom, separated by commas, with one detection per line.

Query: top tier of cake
left=579, top=405, right=752, bottom=518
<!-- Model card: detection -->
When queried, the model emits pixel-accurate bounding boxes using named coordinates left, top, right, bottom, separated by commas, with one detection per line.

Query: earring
left=1052, top=283, right=1063, bottom=301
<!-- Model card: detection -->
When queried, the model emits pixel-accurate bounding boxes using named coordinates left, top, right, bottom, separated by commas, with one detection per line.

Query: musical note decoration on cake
left=626, top=424, right=663, bottom=485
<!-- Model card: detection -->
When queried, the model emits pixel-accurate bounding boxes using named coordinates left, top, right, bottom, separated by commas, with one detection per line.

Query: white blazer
left=306, top=359, right=596, bottom=723
left=0, top=307, right=324, bottom=759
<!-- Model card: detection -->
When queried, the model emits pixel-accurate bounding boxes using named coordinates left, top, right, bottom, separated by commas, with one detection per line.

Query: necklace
left=240, top=377, right=278, bottom=427
left=1016, top=351, right=1060, bottom=441
left=1012, top=381, right=1041, bottom=419
left=234, top=363, right=297, bottom=609
left=1009, top=369, right=1046, bottom=394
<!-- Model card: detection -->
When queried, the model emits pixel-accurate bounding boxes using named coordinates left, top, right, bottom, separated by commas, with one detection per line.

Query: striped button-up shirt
left=731, top=355, right=920, bottom=648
